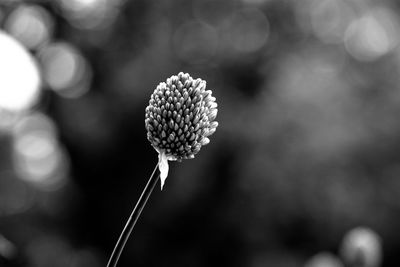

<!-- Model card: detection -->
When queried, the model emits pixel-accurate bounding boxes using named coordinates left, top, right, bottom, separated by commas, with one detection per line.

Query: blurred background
left=0, top=0, right=398, bottom=266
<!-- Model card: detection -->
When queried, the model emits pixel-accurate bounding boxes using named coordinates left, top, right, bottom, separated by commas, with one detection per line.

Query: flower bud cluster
left=145, top=72, right=218, bottom=161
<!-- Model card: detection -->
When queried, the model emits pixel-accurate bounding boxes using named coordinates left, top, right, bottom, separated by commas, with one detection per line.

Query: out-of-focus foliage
left=0, top=0, right=399, bottom=266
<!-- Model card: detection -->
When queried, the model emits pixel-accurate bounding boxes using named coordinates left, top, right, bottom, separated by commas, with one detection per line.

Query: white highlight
left=0, top=30, right=40, bottom=112
left=344, top=8, right=400, bottom=61
left=340, top=227, right=382, bottom=267
left=158, top=151, right=169, bottom=190
left=12, top=113, right=69, bottom=191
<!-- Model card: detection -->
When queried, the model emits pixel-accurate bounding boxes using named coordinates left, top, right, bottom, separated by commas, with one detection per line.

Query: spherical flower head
left=145, top=72, right=218, bottom=188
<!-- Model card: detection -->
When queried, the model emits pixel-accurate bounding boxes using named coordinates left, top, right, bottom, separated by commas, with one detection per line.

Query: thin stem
left=107, top=163, right=160, bottom=267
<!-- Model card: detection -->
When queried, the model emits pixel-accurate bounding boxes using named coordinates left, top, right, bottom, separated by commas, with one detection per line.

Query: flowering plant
left=107, top=72, right=218, bottom=267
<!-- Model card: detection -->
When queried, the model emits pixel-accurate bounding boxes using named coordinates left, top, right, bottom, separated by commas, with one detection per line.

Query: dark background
left=0, top=0, right=398, bottom=266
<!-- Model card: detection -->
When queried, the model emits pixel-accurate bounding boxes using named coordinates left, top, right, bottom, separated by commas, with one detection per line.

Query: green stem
left=106, top=163, right=160, bottom=267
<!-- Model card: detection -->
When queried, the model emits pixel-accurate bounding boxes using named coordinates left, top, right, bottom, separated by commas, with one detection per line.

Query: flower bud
left=145, top=72, right=218, bottom=188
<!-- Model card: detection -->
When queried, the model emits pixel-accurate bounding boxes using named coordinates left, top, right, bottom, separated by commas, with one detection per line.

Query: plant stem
left=107, top=163, right=160, bottom=267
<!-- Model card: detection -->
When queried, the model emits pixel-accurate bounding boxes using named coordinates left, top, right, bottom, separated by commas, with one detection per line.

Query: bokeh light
left=57, top=0, right=122, bottom=30
left=12, top=112, right=69, bottom=191
left=38, top=42, right=92, bottom=98
left=304, top=252, right=344, bottom=267
left=0, top=235, right=17, bottom=260
left=0, top=30, right=40, bottom=112
left=4, top=4, right=54, bottom=50
left=0, top=109, right=23, bottom=133
left=344, top=7, right=400, bottom=61
left=340, top=227, right=382, bottom=267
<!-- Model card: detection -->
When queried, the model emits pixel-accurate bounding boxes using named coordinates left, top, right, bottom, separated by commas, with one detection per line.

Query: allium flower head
left=145, top=72, right=218, bottom=188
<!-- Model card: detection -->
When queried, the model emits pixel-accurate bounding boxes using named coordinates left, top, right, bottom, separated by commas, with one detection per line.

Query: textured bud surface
left=145, top=72, right=218, bottom=161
